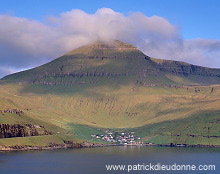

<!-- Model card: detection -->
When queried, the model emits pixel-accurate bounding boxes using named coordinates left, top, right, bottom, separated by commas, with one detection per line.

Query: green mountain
left=3, top=40, right=220, bottom=86
left=1, top=40, right=220, bottom=149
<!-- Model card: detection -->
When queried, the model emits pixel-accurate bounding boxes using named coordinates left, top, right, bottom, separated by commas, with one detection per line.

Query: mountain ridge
left=2, top=40, right=220, bottom=86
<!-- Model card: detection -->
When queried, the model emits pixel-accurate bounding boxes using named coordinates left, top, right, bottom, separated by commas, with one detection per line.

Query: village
left=91, top=131, right=143, bottom=145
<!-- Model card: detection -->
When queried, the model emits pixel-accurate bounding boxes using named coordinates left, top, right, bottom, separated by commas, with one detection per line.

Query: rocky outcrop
left=90, top=41, right=138, bottom=51
left=0, top=124, right=27, bottom=138
left=0, top=124, right=51, bottom=139
left=153, top=60, right=220, bottom=77
left=0, top=109, right=24, bottom=116
left=63, top=141, right=83, bottom=148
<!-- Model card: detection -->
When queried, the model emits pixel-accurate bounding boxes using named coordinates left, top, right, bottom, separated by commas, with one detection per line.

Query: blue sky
left=0, top=0, right=220, bottom=77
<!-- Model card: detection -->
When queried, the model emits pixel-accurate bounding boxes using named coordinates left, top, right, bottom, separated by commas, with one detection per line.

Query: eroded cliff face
left=0, top=123, right=51, bottom=139
left=151, top=58, right=220, bottom=77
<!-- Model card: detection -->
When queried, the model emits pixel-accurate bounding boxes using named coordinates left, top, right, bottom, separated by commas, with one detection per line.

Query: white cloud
left=0, top=8, right=220, bottom=78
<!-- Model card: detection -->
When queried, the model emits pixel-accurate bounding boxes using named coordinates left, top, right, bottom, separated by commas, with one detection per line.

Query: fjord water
left=0, top=146, right=219, bottom=174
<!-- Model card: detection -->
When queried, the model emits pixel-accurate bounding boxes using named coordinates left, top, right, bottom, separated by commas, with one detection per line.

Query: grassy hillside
left=1, top=40, right=220, bottom=147
left=0, top=81, right=220, bottom=146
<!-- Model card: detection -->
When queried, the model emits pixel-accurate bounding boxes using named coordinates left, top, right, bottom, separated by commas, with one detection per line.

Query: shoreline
left=0, top=141, right=118, bottom=152
left=0, top=142, right=220, bottom=152
left=145, top=143, right=220, bottom=148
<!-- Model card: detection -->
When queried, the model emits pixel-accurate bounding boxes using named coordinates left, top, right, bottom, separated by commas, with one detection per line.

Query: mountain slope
left=3, top=40, right=220, bottom=86
left=1, top=40, right=220, bottom=148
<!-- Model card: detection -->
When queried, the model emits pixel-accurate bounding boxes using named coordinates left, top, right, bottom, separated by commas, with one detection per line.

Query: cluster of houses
left=91, top=131, right=142, bottom=145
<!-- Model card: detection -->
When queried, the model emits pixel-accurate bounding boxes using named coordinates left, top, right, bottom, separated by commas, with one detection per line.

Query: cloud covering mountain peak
left=0, top=8, right=220, bottom=78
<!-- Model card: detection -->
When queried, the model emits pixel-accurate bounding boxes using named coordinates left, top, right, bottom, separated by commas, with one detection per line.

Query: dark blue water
left=0, top=146, right=219, bottom=174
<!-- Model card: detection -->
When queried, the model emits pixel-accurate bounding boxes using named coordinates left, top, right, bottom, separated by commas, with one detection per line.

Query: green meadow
left=0, top=81, right=220, bottom=147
